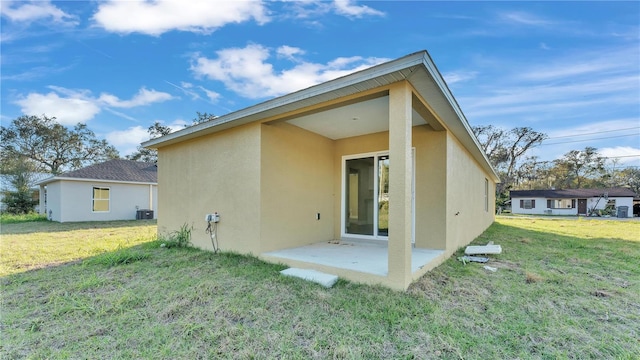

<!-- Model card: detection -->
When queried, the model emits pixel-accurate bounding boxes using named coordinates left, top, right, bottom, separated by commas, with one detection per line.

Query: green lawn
left=1, top=217, right=639, bottom=359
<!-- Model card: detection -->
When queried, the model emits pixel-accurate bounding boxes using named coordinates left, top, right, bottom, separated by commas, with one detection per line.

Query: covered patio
left=146, top=51, right=498, bottom=291
left=261, top=240, right=446, bottom=288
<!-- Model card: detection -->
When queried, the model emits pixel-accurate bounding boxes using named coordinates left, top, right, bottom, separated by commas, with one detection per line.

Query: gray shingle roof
left=510, top=187, right=637, bottom=199
left=40, top=160, right=157, bottom=184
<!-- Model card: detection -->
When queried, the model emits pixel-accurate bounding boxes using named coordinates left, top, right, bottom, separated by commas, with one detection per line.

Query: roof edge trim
left=143, top=51, right=427, bottom=148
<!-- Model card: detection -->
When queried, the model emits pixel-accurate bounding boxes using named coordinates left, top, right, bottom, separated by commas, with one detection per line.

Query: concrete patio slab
left=280, top=268, right=339, bottom=288
left=264, top=241, right=445, bottom=276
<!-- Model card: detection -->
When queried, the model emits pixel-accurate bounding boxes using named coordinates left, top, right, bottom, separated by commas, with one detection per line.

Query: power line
left=535, top=133, right=639, bottom=147
left=603, top=154, right=640, bottom=159
left=544, top=126, right=640, bottom=140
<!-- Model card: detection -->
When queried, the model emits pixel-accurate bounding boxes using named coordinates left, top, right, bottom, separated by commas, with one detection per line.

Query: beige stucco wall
left=445, top=132, right=496, bottom=255
left=46, top=180, right=157, bottom=222
left=157, top=123, right=261, bottom=253
left=413, top=126, right=447, bottom=250
left=259, top=123, right=335, bottom=252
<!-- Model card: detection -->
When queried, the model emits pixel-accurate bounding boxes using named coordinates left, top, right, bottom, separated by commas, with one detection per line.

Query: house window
left=547, top=199, right=575, bottom=209
left=520, top=199, right=535, bottom=209
left=484, top=178, right=489, bottom=212
left=92, top=187, right=110, bottom=212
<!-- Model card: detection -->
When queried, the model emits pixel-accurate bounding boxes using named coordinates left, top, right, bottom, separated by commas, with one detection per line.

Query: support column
left=39, top=185, right=46, bottom=215
left=387, top=81, right=413, bottom=290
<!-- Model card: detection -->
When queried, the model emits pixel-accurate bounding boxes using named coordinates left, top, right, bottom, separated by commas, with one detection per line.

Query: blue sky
left=1, top=1, right=638, bottom=168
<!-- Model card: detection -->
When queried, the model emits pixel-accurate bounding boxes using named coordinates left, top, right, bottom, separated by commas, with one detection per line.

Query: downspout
left=149, top=184, right=153, bottom=211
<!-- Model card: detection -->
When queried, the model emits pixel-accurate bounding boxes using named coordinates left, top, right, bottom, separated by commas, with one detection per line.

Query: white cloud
left=1, top=63, right=75, bottom=81
left=0, top=0, right=77, bottom=25
left=443, top=70, right=478, bottom=85
left=165, top=80, right=201, bottom=100
left=283, top=0, right=383, bottom=22
left=98, top=88, right=174, bottom=108
left=106, top=119, right=189, bottom=155
left=518, top=47, right=638, bottom=81
left=599, top=146, right=640, bottom=166
left=198, top=86, right=220, bottom=102
left=92, top=0, right=269, bottom=36
left=105, top=126, right=150, bottom=155
left=191, top=44, right=389, bottom=98
left=277, top=45, right=305, bottom=61
left=456, top=45, right=639, bottom=124
left=14, top=86, right=175, bottom=124
left=333, top=0, right=385, bottom=18
left=15, top=92, right=101, bottom=125
left=498, top=11, right=553, bottom=26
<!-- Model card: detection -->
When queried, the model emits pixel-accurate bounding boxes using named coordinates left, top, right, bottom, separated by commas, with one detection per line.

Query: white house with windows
left=510, top=188, right=636, bottom=217
left=37, top=160, right=157, bottom=222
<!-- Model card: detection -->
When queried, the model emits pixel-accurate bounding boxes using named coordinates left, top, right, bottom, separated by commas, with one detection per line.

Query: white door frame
left=340, top=149, right=415, bottom=243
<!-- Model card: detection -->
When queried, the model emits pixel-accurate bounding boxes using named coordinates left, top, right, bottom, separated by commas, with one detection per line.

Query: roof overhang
left=37, top=176, right=157, bottom=186
left=143, top=50, right=500, bottom=182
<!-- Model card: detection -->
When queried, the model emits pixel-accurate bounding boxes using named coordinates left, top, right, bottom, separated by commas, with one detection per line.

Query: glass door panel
left=345, top=157, right=374, bottom=235
left=377, top=155, right=389, bottom=237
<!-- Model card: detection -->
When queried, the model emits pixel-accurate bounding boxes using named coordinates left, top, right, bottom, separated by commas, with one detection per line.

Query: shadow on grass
left=1, top=219, right=157, bottom=235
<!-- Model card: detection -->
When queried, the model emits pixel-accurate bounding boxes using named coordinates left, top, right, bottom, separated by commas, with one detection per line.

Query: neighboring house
left=0, top=173, right=50, bottom=212
left=37, top=160, right=157, bottom=222
left=510, top=188, right=636, bottom=217
left=143, top=51, right=500, bottom=290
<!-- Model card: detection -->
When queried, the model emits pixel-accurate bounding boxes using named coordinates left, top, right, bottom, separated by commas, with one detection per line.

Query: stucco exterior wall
left=157, top=123, right=261, bottom=253
left=259, top=123, right=335, bottom=252
left=445, top=132, right=496, bottom=254
left=413, top=126, right=447, bottom=250
left=46, top=180, right=156, bottom=222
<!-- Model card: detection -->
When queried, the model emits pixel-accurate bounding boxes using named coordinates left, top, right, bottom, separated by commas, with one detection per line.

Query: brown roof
left=39, top=160, right=157, bottom=184
left=510, top=187, right=637, bottom=199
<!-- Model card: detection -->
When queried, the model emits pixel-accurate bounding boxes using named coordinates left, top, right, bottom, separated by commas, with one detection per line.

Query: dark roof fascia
left=36, top=160, right=157, bottom=185
left=510, top=188, right=637, bottom=199
left=37, top=176, right=157, bottom=186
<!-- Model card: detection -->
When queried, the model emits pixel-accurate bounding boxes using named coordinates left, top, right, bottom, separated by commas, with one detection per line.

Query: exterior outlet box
left=206, top=213, right=220, bottom=223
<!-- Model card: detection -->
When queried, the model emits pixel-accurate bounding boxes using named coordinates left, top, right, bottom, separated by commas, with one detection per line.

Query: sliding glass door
left=343, top=152, right=390, bottom=239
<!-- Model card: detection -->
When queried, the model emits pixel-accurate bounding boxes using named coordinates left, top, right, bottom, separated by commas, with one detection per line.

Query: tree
left=1, top=115, right=119, bottom=175
left=472, top=126, right=547, bottom=193
left=126, top=121, right=173, bottom=163
left=515, top=156, right=553, bottom=190
left=127, top=112, right=217, bottom=162
left=193, top=111, right=216, bottom=125
left=617, top=167, right=640, bottom=195
left=552, top=147, right=605, bottom=188
left=472, top=125, right=508, bottom=166
left=1, top=156, right=39, bottom=214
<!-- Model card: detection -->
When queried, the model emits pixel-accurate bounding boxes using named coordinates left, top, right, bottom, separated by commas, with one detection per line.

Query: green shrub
left=160, top=223, right=193, bottom=248
left=1, top=190, right=38, bottom=215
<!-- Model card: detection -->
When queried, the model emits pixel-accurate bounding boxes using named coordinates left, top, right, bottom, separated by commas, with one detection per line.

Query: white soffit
left=286, top=96, right=427, bottom=140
